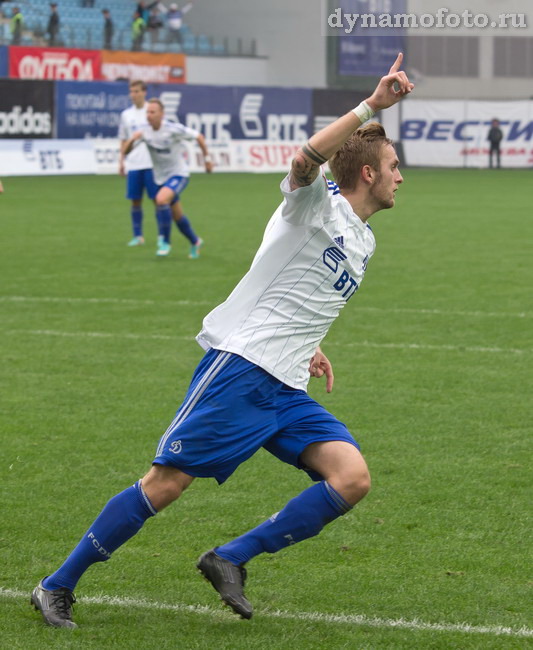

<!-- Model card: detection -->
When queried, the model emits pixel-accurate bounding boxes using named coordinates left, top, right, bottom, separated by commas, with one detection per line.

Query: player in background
left=31, top=54, right=413, bottom=628
left=118, top=80, right=158, bottom=247
left=124, top=98, right=213, bottom=258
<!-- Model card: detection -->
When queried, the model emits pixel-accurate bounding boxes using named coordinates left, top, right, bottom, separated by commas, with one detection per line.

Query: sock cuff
left=322, top=481, right=352, bottom=515
left=135, top=480, right=157, bottom=517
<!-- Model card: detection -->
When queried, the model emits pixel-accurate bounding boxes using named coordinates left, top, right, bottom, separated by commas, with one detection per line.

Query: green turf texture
left=0, top=170, right=531, bottom=649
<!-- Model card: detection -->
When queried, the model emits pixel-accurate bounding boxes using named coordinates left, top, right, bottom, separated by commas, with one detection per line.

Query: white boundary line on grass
left=1, top=587, right=531, bottom=638
left=5, top=329, right=531, bottom=355
left=0, top=295, right=530, bottom=319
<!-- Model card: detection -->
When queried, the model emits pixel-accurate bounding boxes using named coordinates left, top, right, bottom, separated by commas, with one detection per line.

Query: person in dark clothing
left=47, top=3, right=60, bottom=46
left=102, top=8, right=114, bottom=49
left=487, top=118, right=503, bottom=169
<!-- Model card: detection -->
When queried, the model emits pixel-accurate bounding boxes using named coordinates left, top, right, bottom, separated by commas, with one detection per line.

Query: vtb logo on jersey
left=323, top=246, right=347, bottom=272
left=322, top=246, right=359, bottom=302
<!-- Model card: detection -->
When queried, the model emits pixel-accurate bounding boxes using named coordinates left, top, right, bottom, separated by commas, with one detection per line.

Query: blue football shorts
left=126, top=168, right=158, bottom=200
left=153, top=349, right=359, bottom=484
left=159, top=175, right=189, bottom=205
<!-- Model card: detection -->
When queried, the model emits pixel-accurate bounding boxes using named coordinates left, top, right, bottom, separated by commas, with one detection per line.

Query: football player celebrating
left=32, top=54, right=413, bottom=628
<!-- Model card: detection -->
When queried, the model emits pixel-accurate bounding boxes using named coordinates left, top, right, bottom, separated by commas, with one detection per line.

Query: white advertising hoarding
left=0, top=139, right=303, bottom=176
left=0, top=139, right=96, bottom=175
left=402, top=100, right=533, bottom=168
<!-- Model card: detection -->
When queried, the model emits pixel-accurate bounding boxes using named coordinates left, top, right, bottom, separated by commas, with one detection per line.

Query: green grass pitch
left=0, top=169, right=531, bottom=649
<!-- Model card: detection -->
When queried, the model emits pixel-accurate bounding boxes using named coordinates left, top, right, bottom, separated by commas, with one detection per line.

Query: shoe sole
left=197, top=563, right=252, bottom=620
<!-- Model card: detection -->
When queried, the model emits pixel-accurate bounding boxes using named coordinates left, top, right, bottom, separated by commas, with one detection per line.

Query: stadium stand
left=0, top=0, right=252, bottom=55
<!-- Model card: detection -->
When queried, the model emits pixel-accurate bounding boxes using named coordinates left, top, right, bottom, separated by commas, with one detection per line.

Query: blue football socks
left=131, top=207, right=143, bottom=237
left=216, top=481, right=352, bottom=566
left=175, top=215, right=198, bottom=245
left=156, top=205, right=172, bottom=243
left=42, top=481, right=156, bottom=592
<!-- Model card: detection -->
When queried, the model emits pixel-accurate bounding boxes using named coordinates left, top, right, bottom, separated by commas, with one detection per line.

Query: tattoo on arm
left=302, top=143, right=328, bottom=165
left=290, top=155, right=319, bottom=189
left=289, top=142, right=328, bottom=189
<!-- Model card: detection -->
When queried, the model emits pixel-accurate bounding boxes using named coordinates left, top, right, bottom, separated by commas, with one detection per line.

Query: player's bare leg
left=300, top=441, right=371, bottom=506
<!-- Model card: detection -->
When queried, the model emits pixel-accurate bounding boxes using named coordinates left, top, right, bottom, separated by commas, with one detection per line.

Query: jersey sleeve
left=118, top=111, right=128, bottom=141
left=279, top=172, right=331, bottom=226
left=169, top=122, right=200, bottom=142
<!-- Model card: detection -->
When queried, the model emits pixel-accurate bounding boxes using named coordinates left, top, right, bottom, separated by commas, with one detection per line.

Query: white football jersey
left=197, top=173, right=376, bottom=391
left=138, top=120, right=200, bottom=185
left=118, top=104, right=152, bottom=172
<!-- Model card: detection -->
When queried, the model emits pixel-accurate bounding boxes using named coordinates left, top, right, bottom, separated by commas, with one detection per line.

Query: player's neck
left=340, top=189, right=373, bottom=223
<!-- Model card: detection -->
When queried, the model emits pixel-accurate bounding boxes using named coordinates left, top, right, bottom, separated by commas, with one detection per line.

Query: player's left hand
left=205, top=161, right=214, bottom=173
left=308, top=348, right=334, bottom=393
left=367, top=52, right=414, bottom=112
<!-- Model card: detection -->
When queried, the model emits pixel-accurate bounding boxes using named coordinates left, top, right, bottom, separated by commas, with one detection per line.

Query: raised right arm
left=289, top=52, right=414, bottom=191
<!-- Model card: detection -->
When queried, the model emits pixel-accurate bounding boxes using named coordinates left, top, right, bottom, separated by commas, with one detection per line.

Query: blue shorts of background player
left=125, top=169, right=158, bottom=246
left=126, top=168, right=158, bottom=201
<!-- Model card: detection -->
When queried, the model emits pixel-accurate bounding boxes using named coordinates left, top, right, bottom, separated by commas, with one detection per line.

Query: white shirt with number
left=118, top=103, right=152, bottom=172
left=137, top=120, right=200, bottom=185
left=197, top=173, right=376, bottom=391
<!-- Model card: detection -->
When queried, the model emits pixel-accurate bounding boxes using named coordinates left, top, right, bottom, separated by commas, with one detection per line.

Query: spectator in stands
left=10, top=6, right=23, bottom=45
left=166, top=2, right=193, bottom=46
left=131, top=10, right=146, bottom=51
left=47, top=3, right=60, bottom=46
left=147, top=6, right=164, bottom=44
left=102, top=8, right=114, bottom=50
left=487, top=118, right=503, bottom=169
left=136, top=1, right=161, bottom=22
left=82, top=0, right=95, bottom=7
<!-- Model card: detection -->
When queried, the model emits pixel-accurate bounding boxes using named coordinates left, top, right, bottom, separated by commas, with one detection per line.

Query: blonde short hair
left=329, top=122, right=393, bottom=191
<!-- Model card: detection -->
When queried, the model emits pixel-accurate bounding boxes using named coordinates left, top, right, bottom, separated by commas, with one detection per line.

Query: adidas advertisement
left=0, top=79, right=54, bottom=139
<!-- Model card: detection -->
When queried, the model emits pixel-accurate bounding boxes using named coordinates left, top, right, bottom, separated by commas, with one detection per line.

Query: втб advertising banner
left=56, top=80, right=130, bottom=139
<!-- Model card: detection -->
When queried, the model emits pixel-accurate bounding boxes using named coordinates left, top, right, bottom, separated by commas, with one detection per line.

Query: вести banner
left=402, top=99, right=533, bottom=167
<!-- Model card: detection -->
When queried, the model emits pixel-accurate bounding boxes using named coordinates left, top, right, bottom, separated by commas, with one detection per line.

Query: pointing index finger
left=388, top=52, right=403, bottom=74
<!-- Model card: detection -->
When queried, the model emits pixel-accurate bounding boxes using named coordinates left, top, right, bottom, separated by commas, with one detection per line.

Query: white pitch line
left=1, top=587, right=531, bottom=638
left=5, top=329, right=195, bottom=342
left=0, top=295, right=212, bottom=307
left=5, top=329, right=530, bottom=355
left=0, top=295, right=529, bottom=319
left=329, top=340, right=530, bottom=355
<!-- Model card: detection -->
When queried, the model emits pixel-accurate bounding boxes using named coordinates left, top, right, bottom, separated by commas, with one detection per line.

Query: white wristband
left=204, top=155, right=212, bottom=162
left=352, top=101, right=376, bottom=124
